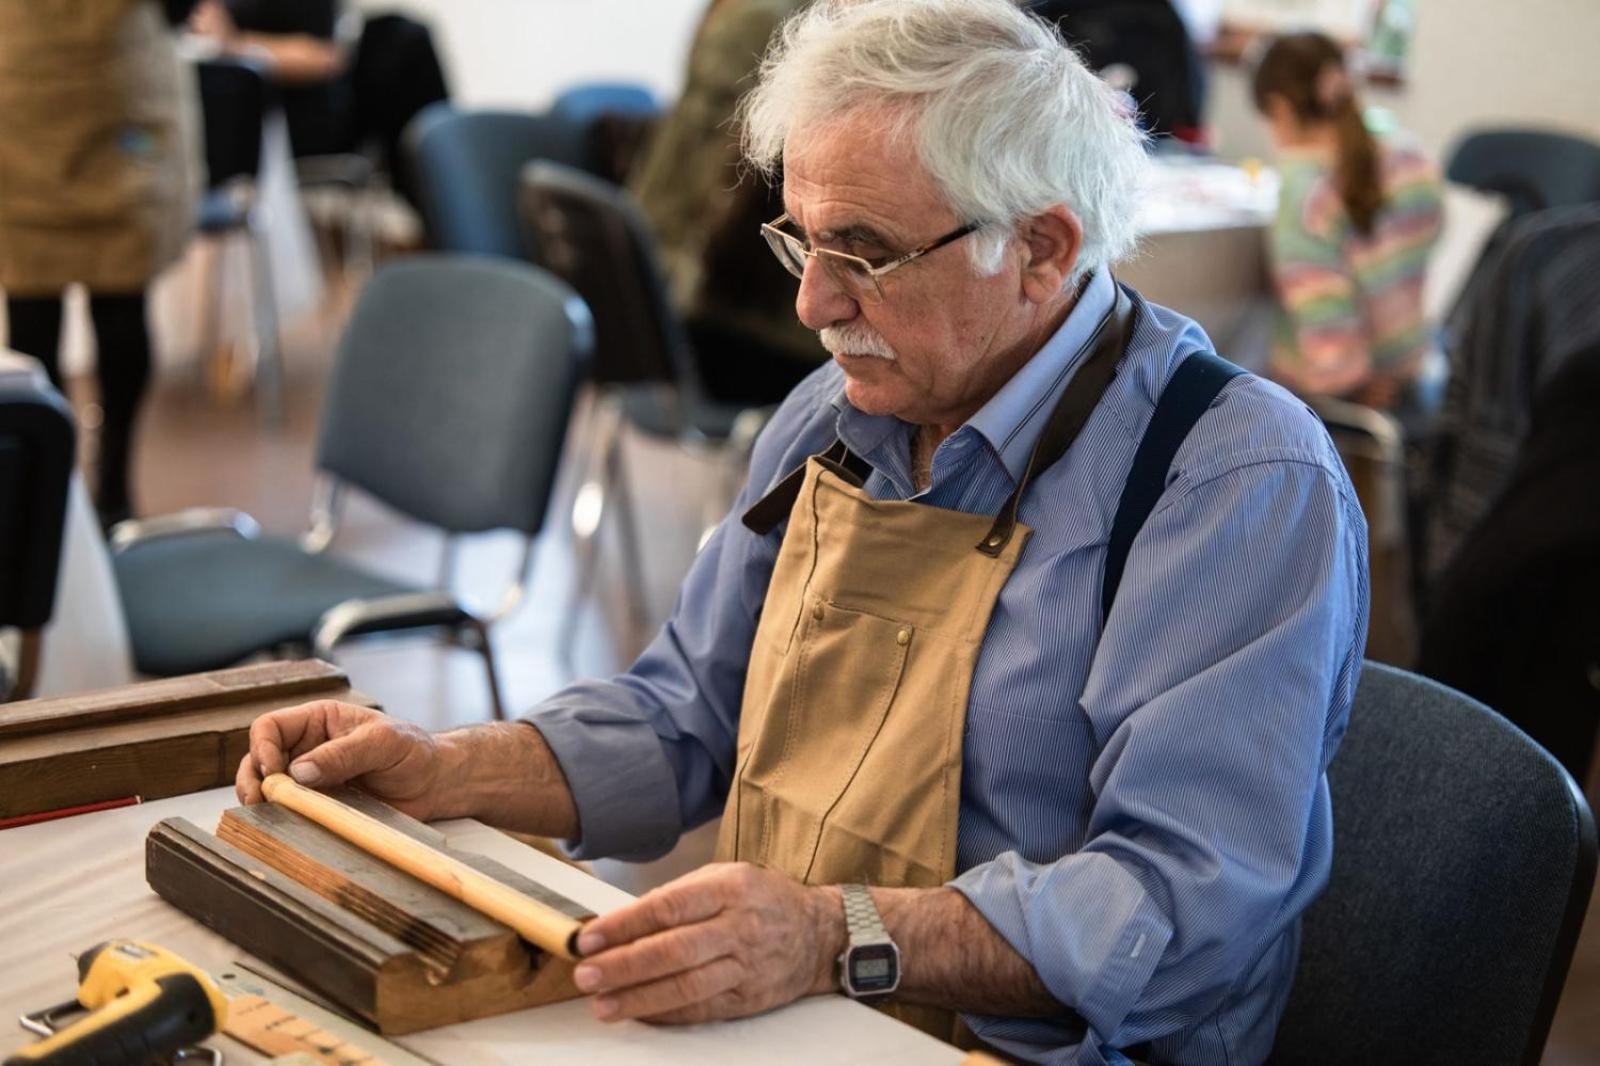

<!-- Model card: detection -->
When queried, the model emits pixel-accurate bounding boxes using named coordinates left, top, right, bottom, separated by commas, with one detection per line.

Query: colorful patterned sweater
left=1268, top=142, right=1444, bottom=400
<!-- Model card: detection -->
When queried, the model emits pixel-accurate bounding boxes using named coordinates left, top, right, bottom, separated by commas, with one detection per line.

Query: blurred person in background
left=630, top=0, right=827, bottom=408
left=1253, top=32, right=1442, bottom=411
left=187, top=0, right=353, bottom=159
left=0, top=0, right=201, bottom=528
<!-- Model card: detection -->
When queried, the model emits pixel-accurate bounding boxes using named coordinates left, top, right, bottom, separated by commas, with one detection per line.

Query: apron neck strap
left=975, top=284, right=1134, bottom=556
left=741, top=284, right=1136, bottom=543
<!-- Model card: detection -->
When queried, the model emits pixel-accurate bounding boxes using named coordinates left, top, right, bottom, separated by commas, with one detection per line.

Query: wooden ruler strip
left=214, top=970, right=435, bottom=1066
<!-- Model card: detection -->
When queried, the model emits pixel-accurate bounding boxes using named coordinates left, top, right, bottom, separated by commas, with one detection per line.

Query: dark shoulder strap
left=1101, top=352, right=1245, bottom=623
left=742, top=438, right=872, bottom=535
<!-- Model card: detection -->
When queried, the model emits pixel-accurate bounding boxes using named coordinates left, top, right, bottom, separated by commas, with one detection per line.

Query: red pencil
left=0, top=796, right=141, bottom=830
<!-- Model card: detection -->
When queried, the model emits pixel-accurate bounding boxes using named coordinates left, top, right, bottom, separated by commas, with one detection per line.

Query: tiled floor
left=79, top=272, right=1600, bottom=1061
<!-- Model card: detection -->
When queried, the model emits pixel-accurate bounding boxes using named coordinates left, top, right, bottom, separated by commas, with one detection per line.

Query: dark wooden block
left=0, top=660, right=378, bottom=818
left=147, top=796, right=593, bottom=1034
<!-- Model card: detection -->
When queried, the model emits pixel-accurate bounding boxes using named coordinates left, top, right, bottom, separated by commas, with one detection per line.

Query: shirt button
left=896, top=629, right=910, bottom=646
left=813, top=602, right=825, bottom=621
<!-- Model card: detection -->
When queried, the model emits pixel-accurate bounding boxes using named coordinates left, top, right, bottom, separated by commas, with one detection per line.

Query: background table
left=0, top=789, right=965, bottom=1065
left=1119, top=157, right=1279, bottom=372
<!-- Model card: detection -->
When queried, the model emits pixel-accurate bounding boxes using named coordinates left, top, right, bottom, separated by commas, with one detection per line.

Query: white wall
left=1207, top=0, right=1600, bottom=162
left=351, top=0, right=705, bottom=110
left=366, top=0, right=1600, bottom=162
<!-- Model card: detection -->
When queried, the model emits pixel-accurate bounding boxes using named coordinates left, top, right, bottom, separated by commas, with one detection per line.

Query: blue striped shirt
left=528, top=269, right=1369, bottom=1065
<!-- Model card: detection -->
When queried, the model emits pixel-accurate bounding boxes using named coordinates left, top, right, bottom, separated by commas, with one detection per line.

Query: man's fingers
left=284, top=720, right=406, bottom=790
left=591, top=957, right=746, bottom=1023
left=246, top=700, right=340, bottom=780
left=576, top=923, right=736, bottom=994
left=579, top=878, right=729, bottom=954
left=235, top=751, right=264, bottom=805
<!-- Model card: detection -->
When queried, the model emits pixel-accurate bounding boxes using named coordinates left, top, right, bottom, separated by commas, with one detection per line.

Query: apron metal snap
left=896, top=628, right=910, bottom=646
left=813, top=602, right=825, bottom=621
left=985, top=535, right=1003, bottom=549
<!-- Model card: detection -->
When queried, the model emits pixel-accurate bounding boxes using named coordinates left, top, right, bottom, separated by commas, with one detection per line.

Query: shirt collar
left=829, top=269, right=1118, bottom=487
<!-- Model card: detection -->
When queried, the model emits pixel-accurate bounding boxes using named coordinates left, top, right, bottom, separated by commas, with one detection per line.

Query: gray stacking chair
left=110, top=256, right=593, bottom=719
left=403, top=104, right=591, bottom=259
left=1273, top=662, right=1597, bottom=1065
left=0, top=365, right=75, bottom=701
left=517, top=161, right=771, bottom=665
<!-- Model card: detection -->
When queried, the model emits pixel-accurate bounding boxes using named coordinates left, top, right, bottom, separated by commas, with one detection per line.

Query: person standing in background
left=187, top=0, right=352, bottom=159
left=1253, top=32, right=1442, bottom=410
left=630, top=0, right=826, bottom=408
left=0, top=0, right=201, bottom=528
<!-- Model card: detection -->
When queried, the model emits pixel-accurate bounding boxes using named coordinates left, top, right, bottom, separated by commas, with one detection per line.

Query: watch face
left=846, top=943, right=900, bottom=996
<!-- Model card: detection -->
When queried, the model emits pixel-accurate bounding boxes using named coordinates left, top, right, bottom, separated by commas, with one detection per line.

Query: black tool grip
left=4, top=974, right=216, bottom=1066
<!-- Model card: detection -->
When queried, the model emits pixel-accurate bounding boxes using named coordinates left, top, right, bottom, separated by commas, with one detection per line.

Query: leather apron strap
left=743, top=286, right=1135, bottom=540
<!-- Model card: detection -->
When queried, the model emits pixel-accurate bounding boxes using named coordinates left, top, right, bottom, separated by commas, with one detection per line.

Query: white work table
left=0, top=789, right=965, bottom=1065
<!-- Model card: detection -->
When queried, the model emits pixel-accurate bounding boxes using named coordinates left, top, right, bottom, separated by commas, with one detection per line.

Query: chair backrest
left=1274, top=662, right=1597, bottom=1065
left=518, top=160, right=692, bottom=389
left=0, top=373, right=76, bottom=630
left=549, top=83, right=661, bottom=184
left=314, top=255, right=593, bottom=535
left=1446, top=128, right=1600, bottom=217
left=402, top=105, right=590, bottom=258
left=548, top=83, right=658, bottom=128
left=196, top=59, right=270, bottom=188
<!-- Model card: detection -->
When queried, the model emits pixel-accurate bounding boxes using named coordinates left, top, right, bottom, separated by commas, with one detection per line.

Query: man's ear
left=1018, top=205, right=1084, bottom=304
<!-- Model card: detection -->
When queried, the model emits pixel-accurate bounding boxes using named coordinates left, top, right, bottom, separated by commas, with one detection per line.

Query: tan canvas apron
left=715, top=288, right=1133, bottom=1037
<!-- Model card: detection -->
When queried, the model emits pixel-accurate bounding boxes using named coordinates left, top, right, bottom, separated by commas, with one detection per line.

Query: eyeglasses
left=759, top=214, right=980, bottom=305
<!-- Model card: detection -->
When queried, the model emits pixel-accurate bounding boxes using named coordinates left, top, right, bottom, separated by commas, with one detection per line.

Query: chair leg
left=463, top=618, right=507, bottom=721
left=558, top=395, right=622, bottom=671
left=606, top=425, right=652, bottom=646
left=195, top=238, right=227, bottom=396
left=247, top=223, right=285, bottom=426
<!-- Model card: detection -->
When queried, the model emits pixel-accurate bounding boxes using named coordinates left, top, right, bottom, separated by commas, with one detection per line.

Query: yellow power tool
left=7, top=941, right=227, bottom=1065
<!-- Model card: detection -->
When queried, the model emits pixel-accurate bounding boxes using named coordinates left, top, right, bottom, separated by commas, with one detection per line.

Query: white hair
left=740, top=0, right=1150, bottom=285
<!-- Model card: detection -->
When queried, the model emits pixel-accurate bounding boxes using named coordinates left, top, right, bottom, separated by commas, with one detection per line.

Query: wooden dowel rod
left=261, top=773, right=582, bottom=960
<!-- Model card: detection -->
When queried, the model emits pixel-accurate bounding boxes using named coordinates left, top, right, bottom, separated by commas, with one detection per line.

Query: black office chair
left=110, top=256, right=593, bottom=719
left=194, top=59, right=284, bottom=421
left=0, top=365, right=75, bottom=701
left=1446, top=128, right=1600, bottom=218
left=402, top=104, right=592, bottom=259
left=1273, top=662, right=1597, bottom=1065
left=518, top=161, right=771, bottom=664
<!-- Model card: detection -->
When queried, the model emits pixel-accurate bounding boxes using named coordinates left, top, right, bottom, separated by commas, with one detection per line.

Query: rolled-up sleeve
left=524, top=372, right=837, bottom=860
left=953, top=448, right=1368, bottom=1056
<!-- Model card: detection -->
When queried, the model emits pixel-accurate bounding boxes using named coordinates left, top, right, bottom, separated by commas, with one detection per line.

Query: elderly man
left=236, top=1, right=1367, bottom=1062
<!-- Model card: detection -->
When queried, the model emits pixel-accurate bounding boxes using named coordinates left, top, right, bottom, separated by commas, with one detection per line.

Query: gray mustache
left=819, top=325, right=899, bottom=361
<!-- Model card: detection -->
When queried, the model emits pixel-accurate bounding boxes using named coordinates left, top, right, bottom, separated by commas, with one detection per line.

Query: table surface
left=0, top=789, right=964, bottom=1065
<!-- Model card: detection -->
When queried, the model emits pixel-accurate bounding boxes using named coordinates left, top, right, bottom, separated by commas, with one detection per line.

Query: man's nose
left=794, top=257, right=858, bottom=332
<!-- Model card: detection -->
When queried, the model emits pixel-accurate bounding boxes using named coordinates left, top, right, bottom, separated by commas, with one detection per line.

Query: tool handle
left=261, top=773, right=583, bottom=959
left=4, top=974, right=217, bottom=1066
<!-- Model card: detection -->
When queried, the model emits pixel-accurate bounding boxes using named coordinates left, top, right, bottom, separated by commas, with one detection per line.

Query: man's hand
left=572, top=863, right=845, bottom=1024
left=235, top=700, right=447, bottom=819
left=235, top=702, right=580, bottom=836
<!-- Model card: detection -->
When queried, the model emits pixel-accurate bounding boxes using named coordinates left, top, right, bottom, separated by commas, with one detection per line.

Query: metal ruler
left=213, top=967, right=437, bottom=1066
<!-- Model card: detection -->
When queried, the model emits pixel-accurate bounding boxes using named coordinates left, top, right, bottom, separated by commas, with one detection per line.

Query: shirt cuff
left=522, top=694, right=683, bottom=861
left=951, top=850, right=1172, bottom=1041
